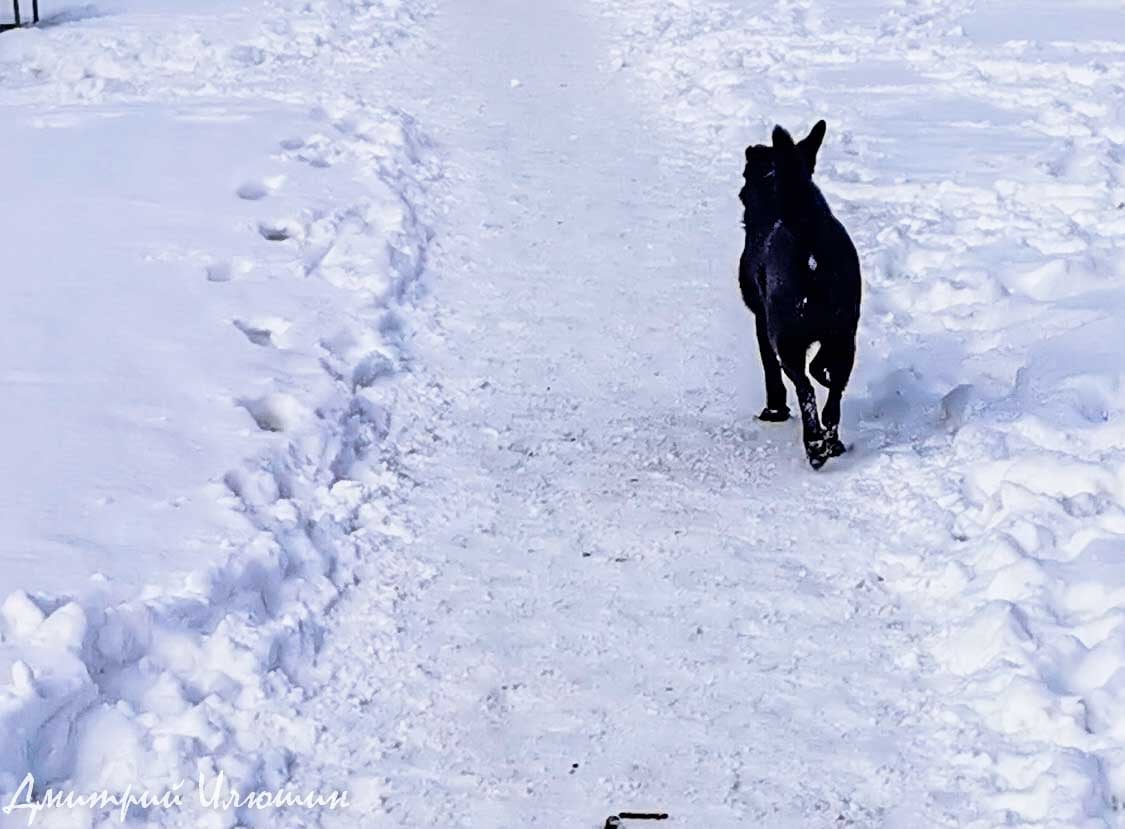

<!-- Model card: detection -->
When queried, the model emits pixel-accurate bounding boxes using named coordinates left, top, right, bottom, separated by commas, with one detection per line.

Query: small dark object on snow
left=1, top=0, right=39, bottom=31
left=604, top=812, right=670, bottom=828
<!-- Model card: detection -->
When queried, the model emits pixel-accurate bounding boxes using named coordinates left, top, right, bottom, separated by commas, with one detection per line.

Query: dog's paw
left=805, top=439, right=830, bottom=470
left=757, top=406, right=791, bottom=422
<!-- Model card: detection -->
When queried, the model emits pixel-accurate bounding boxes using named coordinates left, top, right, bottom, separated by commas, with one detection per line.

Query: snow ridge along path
left=0, top=0, right=438, bottom=820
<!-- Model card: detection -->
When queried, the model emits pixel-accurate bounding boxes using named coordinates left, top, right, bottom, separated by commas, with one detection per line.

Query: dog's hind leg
left=819, top=337, right=855, bottom=458
left=754, top=313, right=790, bottom=422
left=777, top=339, right=828, bottom=469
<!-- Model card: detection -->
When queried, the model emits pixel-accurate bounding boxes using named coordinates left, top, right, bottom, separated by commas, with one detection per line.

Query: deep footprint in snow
left=236, top=392, right=304, bottom=433
left=233, top=320, right=272, bottom=347
left=233, top=316, right=291, bottom=347
left=279, top=134, right=333, bottom=168
left=237, top=181, right=270, bottom=201
left=352, top=351, right=397, bottom=388
left=257, top=219, right=300, bottom=242
left=232, top=317, right=290, bottom=347
left=205, top=258, right=252, bottom=283
left=236, top=175, right=285, bottom=201
left=206, top=261, right=234, bottom=282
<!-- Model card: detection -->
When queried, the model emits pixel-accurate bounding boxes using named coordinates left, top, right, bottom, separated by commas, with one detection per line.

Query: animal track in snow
left=279, top=133, right=335, bottom=168
left=206, top=262, right=234, bottom=282
left=236, top=392, right=304, bottom=433
left=237, top=181, right=270, bottom=201
left=351, top=351, right=397, bottom=389
left=236, top=175, right=284, bottom=201
left=232, top=317, right=290, bottom=348
left=257, top=219, right=301, bottom=242
left=205, top=257, right=253, bottom=282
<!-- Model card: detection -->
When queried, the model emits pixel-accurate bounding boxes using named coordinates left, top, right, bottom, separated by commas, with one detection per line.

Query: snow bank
left=596, top=0, right=1125, bottom=823
left=0, top=106, right=433, bottom=820
left=0, top=0, right=435, bottom=822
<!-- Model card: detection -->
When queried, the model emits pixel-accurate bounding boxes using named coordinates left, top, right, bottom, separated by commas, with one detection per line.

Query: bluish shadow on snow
left=36, top=6, right=108, bottom=27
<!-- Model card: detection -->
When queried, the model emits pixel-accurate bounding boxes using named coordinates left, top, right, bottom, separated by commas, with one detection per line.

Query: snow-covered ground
left=0, top=0, right=436, bottom=818
left=596, top=0, right=1125, bottom=824
left=2, top=0, right=1125, bottom=826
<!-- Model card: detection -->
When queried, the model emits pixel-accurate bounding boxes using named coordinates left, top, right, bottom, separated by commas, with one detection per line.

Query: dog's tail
left=771, top=125, right=818, bottom=239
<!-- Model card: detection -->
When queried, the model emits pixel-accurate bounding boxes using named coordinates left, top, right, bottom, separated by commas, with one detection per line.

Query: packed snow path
left=290, top=2, right=967, bottom=826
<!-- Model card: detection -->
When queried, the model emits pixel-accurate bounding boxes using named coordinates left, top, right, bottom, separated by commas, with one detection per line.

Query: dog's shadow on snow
left=836, top=333, right=971, bottom=469
left=732, top=327, right=971, bottom=474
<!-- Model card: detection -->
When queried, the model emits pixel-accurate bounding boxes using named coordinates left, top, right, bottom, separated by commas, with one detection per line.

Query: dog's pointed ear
left=798, top=120, right=827, bottom=172
left=771, top=125, right=795, bottom=151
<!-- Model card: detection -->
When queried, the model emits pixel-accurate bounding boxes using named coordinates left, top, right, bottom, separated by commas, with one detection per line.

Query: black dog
left=738, top=121, right=861, bottom=469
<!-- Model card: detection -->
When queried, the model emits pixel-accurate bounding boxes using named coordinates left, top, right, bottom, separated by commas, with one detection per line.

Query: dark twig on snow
left=604, top=813, right=670, bottom=828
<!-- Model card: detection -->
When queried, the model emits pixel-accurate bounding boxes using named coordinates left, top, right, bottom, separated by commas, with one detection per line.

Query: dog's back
left=738, top=145, right=780, bottom=314
left=762, top=127, right=860, bottom=350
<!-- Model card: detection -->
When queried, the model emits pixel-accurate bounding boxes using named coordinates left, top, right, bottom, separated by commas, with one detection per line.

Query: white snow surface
left=2, top=0, right=1125, bottom=827
left=0, top=0, right=437, bottom=820
left=596, top=0, right=1125, bottom=824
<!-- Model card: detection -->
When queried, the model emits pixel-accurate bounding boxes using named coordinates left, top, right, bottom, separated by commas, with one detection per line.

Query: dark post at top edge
left=2, top=0, right=39, bottom=29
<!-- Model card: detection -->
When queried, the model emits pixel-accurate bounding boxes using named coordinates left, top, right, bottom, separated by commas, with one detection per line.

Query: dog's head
left=740, top=120, right=827, bottom=209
